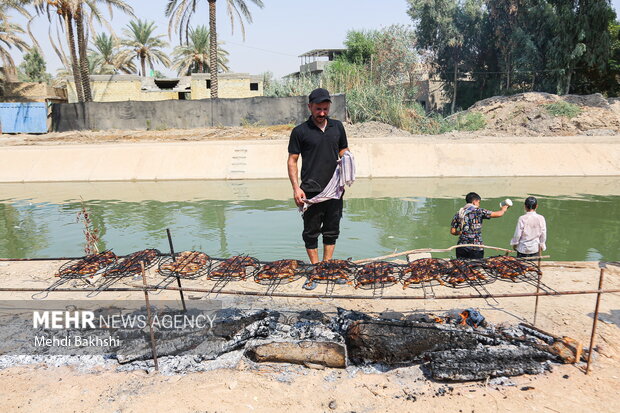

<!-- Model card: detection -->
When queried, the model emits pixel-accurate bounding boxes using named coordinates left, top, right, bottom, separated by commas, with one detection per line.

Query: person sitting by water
left=450, top=192, right=511, bottom=259
left=510, top=196, right=547, bottom=258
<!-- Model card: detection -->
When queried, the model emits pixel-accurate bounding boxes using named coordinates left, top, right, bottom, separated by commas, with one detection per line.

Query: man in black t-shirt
left=287, top=88, right=349, bottom=264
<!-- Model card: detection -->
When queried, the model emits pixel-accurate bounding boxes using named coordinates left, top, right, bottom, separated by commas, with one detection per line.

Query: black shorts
left=455, top=246, right=484, bottom=259
left=302, top=195, right=343, bottom=249
left=517, top=251, right=538, bottom=258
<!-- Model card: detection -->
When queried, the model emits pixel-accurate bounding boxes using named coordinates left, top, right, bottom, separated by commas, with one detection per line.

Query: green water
left=1, top=178, right=619, bottom=261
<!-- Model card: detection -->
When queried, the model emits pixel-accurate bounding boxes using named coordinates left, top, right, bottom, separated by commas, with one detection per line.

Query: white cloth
left=300, top=150, right=355, bottom=214
left=510, top=211, right=547, bottom=254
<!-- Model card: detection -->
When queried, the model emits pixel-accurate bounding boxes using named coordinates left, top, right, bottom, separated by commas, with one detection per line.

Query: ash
left=0, top=306, right=573, bottom=381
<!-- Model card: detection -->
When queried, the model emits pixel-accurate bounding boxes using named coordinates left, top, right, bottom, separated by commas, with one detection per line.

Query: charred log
left=428, top=345, right=555, bottom=381
left=245, top=340, right=346, bottom=368
left=345, top=320, right=485, bottom=364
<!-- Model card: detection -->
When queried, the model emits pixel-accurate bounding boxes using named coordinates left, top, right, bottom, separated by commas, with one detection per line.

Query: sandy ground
left=0, top=259, right=618, bottom=412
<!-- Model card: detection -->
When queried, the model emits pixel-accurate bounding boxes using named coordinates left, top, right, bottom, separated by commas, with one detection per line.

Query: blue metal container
left=0, top=102, right=48, bottom=133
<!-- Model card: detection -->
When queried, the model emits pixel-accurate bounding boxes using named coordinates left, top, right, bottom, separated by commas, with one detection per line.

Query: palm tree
left=73, top=0, right=134, bottom=101
left=166, top=0, right=264, bottom=98
left=88, top=32, right=135, bottom=74
left=0, top=3, right=30, bottom=79
left=32, top=1, right=84, bottom=101
left=118, top=19, right=171, bottom=77
left=171, top=26, right=229, bottom=75
left=32, top=0, right=134, bottom=102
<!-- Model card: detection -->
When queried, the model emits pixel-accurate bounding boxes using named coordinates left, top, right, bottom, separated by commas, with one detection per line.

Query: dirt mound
left=462, top=92, right=620, bottom=136
left=345, top=121, right=413, bottom=138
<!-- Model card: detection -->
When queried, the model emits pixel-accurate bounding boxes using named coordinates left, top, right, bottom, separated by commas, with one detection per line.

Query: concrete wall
left=51, top=95, right=347, bottom=131
left=1, top=138, right=619, bottom=182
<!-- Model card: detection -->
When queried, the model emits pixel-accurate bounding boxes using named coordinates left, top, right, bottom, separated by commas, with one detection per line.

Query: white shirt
left=510, top=211, right=547, bottom=254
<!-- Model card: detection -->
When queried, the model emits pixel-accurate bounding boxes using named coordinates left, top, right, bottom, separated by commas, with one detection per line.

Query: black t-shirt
left=288, top=117, right=348, bottom=193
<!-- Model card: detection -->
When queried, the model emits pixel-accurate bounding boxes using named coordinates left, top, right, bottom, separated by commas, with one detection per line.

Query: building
left=64, top=72, right=264, bottom=103
left=287, top=49, right=345, bottom=78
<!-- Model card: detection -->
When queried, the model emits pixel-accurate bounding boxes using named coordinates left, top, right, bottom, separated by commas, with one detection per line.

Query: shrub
left=454, top=112, right=486, bottom=131
left=544, top=101, right=582, bottom=118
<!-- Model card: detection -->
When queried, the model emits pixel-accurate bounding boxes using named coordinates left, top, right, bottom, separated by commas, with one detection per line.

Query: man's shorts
left=455, top=246, right=484, bottom=259
left=302, top=195, right=343, bottom=250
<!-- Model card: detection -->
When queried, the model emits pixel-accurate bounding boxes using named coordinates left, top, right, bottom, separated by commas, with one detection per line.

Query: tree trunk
left=140, top=54, right=146, bottom=78
left=64, top=13, right=84, bottom=102
left=208, top=0, right=218, bottom=98
left=75, top=6, right=92, bottom=102
left=565, top=68, right=572, bottom=95
left=451, top=60, right=458, bottom=115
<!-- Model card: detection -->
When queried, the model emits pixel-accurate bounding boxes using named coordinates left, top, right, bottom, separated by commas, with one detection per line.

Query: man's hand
left=490, top=205, right=509, bottom=218
left=293, top=187, right=306, bottom=207
left=450, top=227, right=460, bottom=236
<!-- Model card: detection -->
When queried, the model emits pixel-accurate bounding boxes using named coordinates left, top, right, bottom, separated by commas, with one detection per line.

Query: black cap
left=308, top=88, right=331, bottom=104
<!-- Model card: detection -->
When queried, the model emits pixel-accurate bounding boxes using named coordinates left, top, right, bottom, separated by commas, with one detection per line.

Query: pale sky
left=7, top=0, right=620, bottom=79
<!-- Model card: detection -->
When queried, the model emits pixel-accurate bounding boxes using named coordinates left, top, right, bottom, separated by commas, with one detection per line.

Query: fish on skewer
left=308, top=259, right=353, bottom=284
left=445, top=259, right=487, bottom=285
left=159, top=251, right=209, bottom=277
left=210, top=255, right=259, bottom=280
left=255, top=259, right=304, bottom=282
left=401, top=258, right=450, bottom=288
left=355, top=261, right=397, bottom=288
left=104, top=249, right=159, bottom=276
left=485, top=255, right=541, bottom=279
left=56, top=250, right=117, bottom=277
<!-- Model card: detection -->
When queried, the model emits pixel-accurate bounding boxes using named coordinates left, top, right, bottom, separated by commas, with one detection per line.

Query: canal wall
left=1, top=137, right=619, bottom=182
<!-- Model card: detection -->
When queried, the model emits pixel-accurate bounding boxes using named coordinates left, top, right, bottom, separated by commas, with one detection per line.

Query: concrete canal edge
left=2, top=137, right=620, bottom=182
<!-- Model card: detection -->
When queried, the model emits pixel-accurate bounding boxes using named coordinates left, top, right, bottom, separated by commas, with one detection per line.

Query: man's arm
left=339, top=147, right=349, bottom=157
left=450, top=215, right=460, bottom=236
left=287, top=153, right=305, bottom=207
left=490, top=205, right=509, bottom=218
left=539, top=216, right=547, bottom=251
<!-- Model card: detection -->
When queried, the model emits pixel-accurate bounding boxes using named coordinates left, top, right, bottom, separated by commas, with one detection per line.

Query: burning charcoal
left=460, top=308, right=486, bottom=328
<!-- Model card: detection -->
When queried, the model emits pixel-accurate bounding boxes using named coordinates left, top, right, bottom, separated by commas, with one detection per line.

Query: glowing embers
left=158, top=251, right=210, bottom=279
left=254, top=259, right=307, bottom=285
left=104, top=249, right=160, bottom=277
left=308, top=259, right=354, bottom=285
left=401, top=258, right=451, bottom=289
left=56, top=250, right=117, bottom=278
left=209, top=255, right=260, bottom=281
left=354, top=261, right=399, bottom=289
left=485, top=256, right=542, bottom=281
